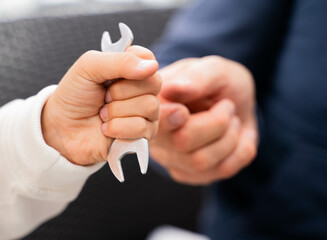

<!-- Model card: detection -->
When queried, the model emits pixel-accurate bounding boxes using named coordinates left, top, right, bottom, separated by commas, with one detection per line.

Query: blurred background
left=0, top=0, right=192, bottom=21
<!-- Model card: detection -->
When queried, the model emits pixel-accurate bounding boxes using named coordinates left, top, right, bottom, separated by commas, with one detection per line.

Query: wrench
left=101, top=23, right=149, bottom=182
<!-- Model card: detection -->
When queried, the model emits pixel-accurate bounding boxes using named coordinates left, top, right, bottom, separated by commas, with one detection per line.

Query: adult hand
left=150, top=56, right=257, bottom=185
left=42, top=46, right=161, bottom=166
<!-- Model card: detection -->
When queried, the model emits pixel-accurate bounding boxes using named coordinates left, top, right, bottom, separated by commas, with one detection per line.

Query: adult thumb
left=159, top=103, right=190, bottom=133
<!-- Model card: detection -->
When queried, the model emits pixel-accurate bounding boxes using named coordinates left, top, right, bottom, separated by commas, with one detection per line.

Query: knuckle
left=203, top=55, right=225, bottom=68
left=135, top=118, right=147, bottom=135
left=219, top=163, right=237, bottom=179
left=241, top=143, right=257, bottom=164
left=120, top=53, right=136, bottom=76
left=77, top=50, right=99, bottom=78
left=169, top=170, right=187, bottom=184
left=145, top=122, right=157, bottom=141
left=148, top=121, right=159, bottom=140
left=203, top=55, right=220, bottom=64
left=106, top=102, right=116, bottom=119
left=149, top=74, right=162, bottom=95
left=145, top=95, right=160, bottom=118
left=204, top=55, right=228, bottom=79
left=109, top=83, right=123, bottom=100
left=106, top=120, right=120, bottom=137
left=190, top=65, right=205, bottom=79
left=120, top=52, right=133, bottom=65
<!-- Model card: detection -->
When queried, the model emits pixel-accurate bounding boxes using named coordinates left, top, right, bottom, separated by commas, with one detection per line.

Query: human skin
left=150, top=56, right=258, bottom=185
left=42, top=46, right=162, bottom=166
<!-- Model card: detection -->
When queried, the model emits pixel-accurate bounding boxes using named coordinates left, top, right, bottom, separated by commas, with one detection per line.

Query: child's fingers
left=106, top=73, right=162, bottom=102
left=102, top=117, right=159, bottom=141
left=126, top=45, right=156, bottom=60
left=100, top=94, right=160, bottom=122
left=69, top=50, right=158, bottom=84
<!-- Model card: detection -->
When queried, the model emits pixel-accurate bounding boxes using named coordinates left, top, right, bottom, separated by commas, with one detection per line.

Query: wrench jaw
left=135, top=138, right=149, bottom=175
left=107, top=139, right=149, bottom=182
left=101, top=23, right=134, bottom=53
left=101, top=31, right=112, bottom=53
left=118, top=22, right=134, bottom=51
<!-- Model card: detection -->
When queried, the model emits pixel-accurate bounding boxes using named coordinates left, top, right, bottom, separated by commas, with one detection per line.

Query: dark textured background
left=0, top=9, right=203, bottom=240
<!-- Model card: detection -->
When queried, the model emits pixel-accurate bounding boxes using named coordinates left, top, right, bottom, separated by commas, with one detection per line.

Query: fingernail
left=137, top=60, right=157, bottom=70
left=102, top=123, right=107, bottom=132
left=100, top=107, right=108, bottom=121
left=169, top=109, right=187, bottom=127
left=105, top=91, right=112, bottom=103
left=232, top=117, right=241, bottom=130
left=223, top=100, right=235, bottom=116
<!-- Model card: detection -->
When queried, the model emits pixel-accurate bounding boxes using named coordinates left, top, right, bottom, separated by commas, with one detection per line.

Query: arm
left=0, top=87, right=104, bottom=239
left=149, top=0, right=293, bottom=184
left=0, top=46, right=161, bottom=239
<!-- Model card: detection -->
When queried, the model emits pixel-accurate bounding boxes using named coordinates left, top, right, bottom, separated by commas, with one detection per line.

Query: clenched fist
left=150, top=56, right=257, bottom=185
left=42, top=46, right=161, bottom=166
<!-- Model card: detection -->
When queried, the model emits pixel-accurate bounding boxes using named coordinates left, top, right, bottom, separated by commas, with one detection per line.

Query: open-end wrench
left=101, top=23, right=149, bottom=182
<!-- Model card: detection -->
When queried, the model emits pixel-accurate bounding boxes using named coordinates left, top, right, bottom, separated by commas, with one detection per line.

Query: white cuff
left=3, top=86, right=105, bottom=201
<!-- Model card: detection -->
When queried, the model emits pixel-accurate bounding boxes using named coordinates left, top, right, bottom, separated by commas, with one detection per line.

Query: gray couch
left=0, top=8, right=203, bottom=240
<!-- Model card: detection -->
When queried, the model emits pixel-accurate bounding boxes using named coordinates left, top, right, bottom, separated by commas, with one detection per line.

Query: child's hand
left=41, top=46, right=161, bottom=166
left=99, top=46, right=161, bottom=141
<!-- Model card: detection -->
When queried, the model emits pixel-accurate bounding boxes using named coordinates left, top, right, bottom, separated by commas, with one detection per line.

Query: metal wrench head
left=101, top=22, right=134, bottom=53
left=107, top=138, right=149, bottom=182
left=101, top=23, right=149, bottom=182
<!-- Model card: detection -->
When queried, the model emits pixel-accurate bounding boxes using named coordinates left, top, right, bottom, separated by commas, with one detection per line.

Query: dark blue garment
left=153, top=0, right=327, bottom=239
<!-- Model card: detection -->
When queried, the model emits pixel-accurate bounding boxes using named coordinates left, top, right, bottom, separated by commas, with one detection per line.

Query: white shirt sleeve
left=0, top=85, right=105, bottom=240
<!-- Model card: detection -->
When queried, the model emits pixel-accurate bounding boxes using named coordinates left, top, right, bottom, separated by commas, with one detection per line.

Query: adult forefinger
left=160, top=56, right=228, bottom=104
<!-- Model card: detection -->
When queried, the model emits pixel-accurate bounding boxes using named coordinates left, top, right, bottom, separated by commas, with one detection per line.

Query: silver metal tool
left=101, top=23, right=149, bottom=182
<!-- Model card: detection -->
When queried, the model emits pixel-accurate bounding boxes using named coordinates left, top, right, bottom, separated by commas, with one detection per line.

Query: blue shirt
left=153, top=0, right=327, bottom=239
